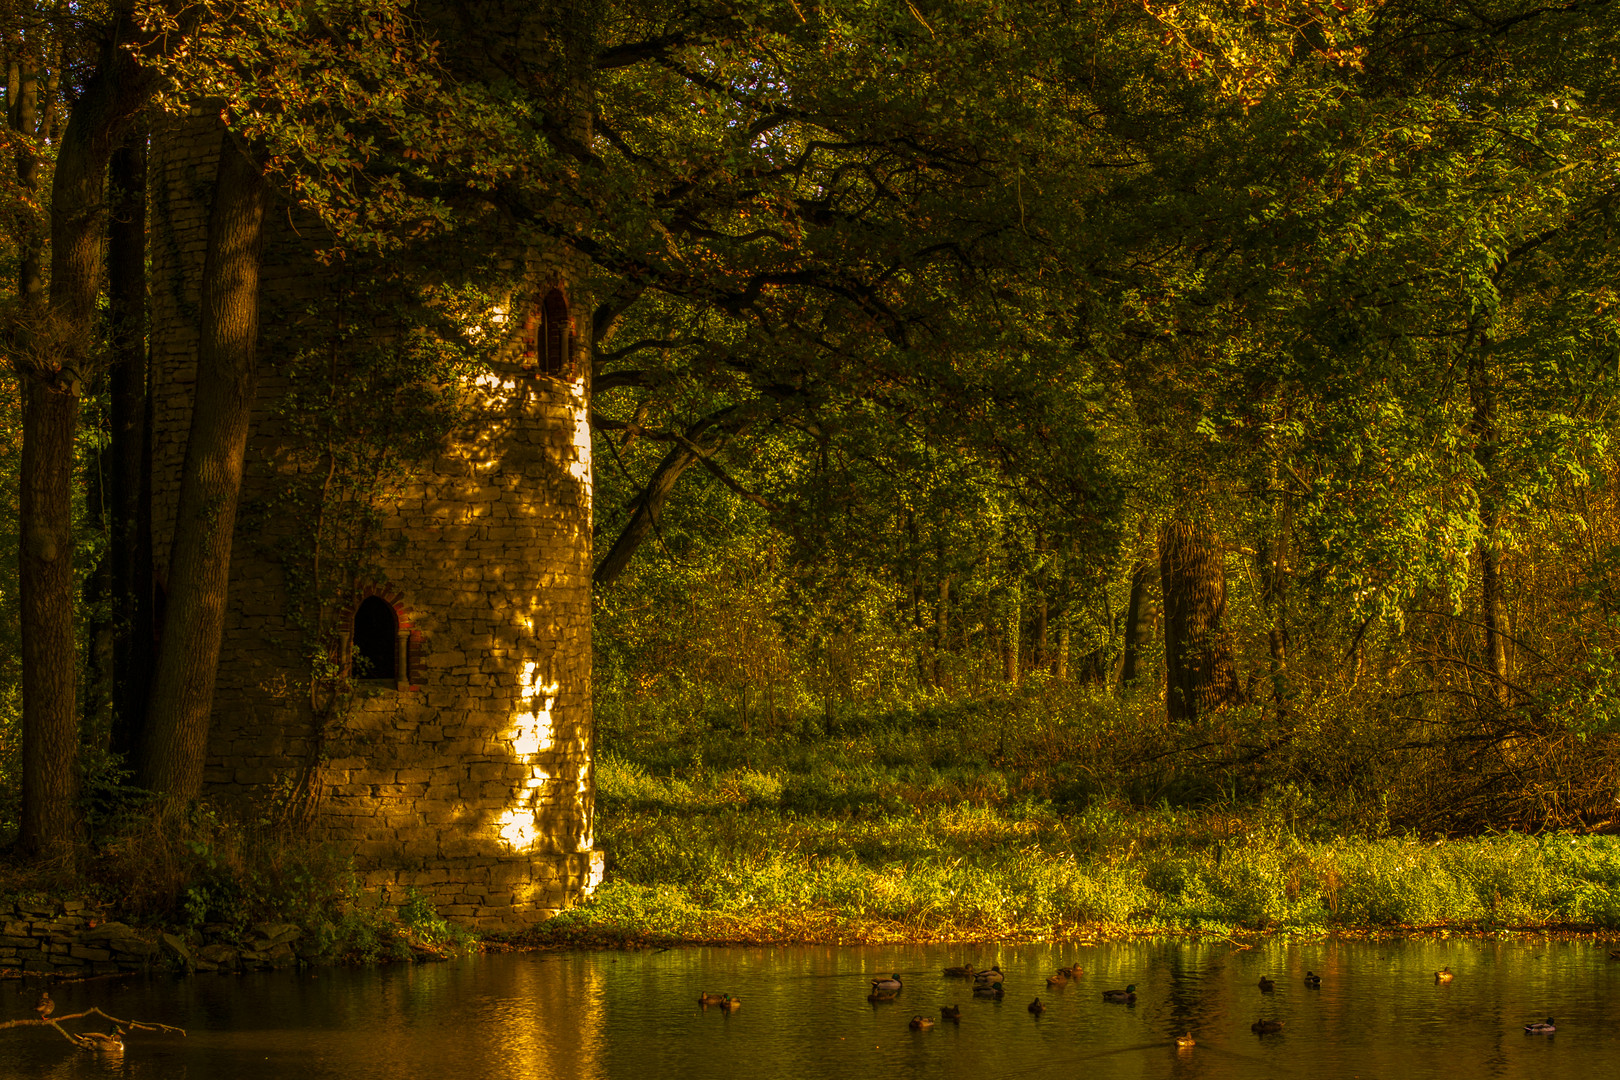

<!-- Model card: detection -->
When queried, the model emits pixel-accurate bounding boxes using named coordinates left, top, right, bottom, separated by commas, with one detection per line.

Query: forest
left=3, top=0, right=1620, bottom=943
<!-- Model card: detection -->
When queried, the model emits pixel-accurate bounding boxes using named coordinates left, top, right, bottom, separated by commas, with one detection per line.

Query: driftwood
left=0, top=1007, right=186, bottom=1052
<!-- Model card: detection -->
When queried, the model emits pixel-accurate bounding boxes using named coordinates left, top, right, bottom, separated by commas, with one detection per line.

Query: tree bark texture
left=17, top=381, right=79, bottom=858
left=1159, top=520, right=1242, bottom=722
left=1003, top=588, right=1021, bottom=684
left=138, top=131, right=270, bottom=801
left=108, top=127, right=152, bottom=759
left=13, top=21, right=149, bottom=858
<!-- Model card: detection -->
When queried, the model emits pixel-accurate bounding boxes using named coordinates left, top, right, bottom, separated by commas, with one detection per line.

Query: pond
left=6, top=939, right=1617, bottom=1078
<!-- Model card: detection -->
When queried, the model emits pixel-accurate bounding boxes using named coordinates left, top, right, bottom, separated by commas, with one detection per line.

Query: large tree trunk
left=1159, top=519, right=1242, bottom=722
left=14, top=22, right=148, bottom=858
left=10, top=45, right=80, bottom=861
left=138, top=131, right=270, bottom=801
left=108, top=126, right=152, bottom=760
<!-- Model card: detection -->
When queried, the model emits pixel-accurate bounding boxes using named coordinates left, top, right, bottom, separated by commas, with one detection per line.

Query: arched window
left=352, top=595, right=398, bottom=681
left=539, top=288, right=570, bottom=378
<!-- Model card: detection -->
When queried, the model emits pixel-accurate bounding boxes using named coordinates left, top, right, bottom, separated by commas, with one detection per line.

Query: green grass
left=523, top=696, right=1620, bottom=945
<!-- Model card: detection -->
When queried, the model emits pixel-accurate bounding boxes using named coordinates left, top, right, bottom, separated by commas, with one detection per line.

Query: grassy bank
left=523, top=693, right=1620, bottom=946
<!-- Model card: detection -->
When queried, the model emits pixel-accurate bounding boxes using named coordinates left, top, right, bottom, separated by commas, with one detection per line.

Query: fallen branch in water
left=0, top=1007, right=186, bottom=1051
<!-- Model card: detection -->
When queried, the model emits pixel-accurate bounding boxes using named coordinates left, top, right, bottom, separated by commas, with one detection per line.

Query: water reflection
left=4, top=939, right=1617, bottom=1079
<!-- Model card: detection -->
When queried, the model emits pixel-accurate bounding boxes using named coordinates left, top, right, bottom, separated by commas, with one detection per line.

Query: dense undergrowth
left=0, top=800, right=474, bottom=964
left=526, top=686, right=1620, bottom=945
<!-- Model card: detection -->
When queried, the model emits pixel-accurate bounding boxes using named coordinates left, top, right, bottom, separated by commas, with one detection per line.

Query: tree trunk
left=108, top=126, right=152, bottom=760
left=11, top=46, right=81, bottom=860
left=18, top=381, right=79, bottom=858
left=933, top=573, right=950, bottom=688
left=1469, top=342, right=1510, bottom=708
left=1119, top=559, right=1151, bottom=687
left=138, top=131, right=270, bottom=801
left=14, top=22, right=148, bottom=858
left=1159, top=519, right=1242, bottom=722
left=1003, top=587, right=1021, bottom=684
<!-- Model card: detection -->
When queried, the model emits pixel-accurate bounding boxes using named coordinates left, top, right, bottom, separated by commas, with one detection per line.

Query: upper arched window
left=523, top=288, right=571, bottom=378
left=352, top=595, right=398, bottom=681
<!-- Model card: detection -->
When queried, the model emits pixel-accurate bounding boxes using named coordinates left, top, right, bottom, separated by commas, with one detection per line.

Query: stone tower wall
left=149, top=114, right=600, bottom=930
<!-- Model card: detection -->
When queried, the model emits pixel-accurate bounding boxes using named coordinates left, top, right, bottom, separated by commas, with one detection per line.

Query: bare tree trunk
left=1056, top=626, right=1070, bottom=682
left=138, top=130, right=270, bottom=801
left=1159, top=519, right=1241, bottom=722
left=1119, top=559, right=1151, bottom=687
left=108, top=125, right=152, bottom=760
left=933, top=573, right=950, bottom=688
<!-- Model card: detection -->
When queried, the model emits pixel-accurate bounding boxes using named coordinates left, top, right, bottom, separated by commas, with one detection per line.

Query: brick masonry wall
left=149, top=115, right=602, bottom=931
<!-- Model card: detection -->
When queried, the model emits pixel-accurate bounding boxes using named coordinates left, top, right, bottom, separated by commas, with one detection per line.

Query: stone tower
left=148, top=115, right=601, bottom=930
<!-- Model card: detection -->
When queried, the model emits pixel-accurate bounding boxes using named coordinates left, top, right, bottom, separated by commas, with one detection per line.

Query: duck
left=871, top=974, right=903, bottom=994
left=1028, top=997, right=1046, bottom=1014
left=1251, top=1018, right=1284, bottom=1034
left=1058, top=964, right=1084, bottom=978
left=943, top=963, right=976, bottom=978
left=74, top=1030, right=123, bottom=1053
left=719, top=995, right=741, bottom=1011
left=1303, top=971, right=1322, bottom=988
left=940, top=1004, right=962, bottom=1021
left=1524, top=1017, right=1556, bottom=1034
left=1176, top=1032, right=1196, bottom=1049
left=972, top=983, right=1005, bottom=998
left=973, top=965, right=1004, bottom=985
left=1435, top=967, right=1454, bottom=983
left=698, top=992, right=727, bottom=1006
left=1102, top=984, right=1137, bottom=1003
left=1258, top=975, right=1276, bottom=992
left=1046, top=971, right=1069, bottom=987
left=35, top=991, right=54, bottom=1021
left=910, top=1015, right=935, bottom=1030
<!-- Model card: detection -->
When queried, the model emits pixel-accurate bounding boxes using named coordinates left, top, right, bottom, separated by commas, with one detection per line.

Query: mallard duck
left=973, top=965, right=1004, bottom=985
left=1251, top=1018, right=1284, bottom=1034
left=940, top=1004, right=962, bottom=1021
left=909, top=1015, right=935, bottom=1030
left=1435, top=967, right=1454, bottom=983
left=1258, top=976, right=1276, bottom=992
left=35, top=991, right=54, bottom=1020
left=1176, top=1032, right=1196, bottom=1049
left=75, top=1030, right=124, bottom=1053
left=719, top=994, right=741, bottom=1011
left=1101, top=984, right=1137, bottom=1003
left=972, top=983, right=1005, bottom=998
left=943, top=963, right=976, bottom=978
left=1046, top=971, right=1069, bottom=987
left=698, top=991, right=727, bottom=1006
left=1303, top=971, right=1322, bottom=987
left=1058, top=964, right=1084, bottom=978
left=871, top=974, right=903, bottom=993
left=1028, top=997, right=1046, bottom=1014
left=1524, top=1017, right=1555, bottom=1034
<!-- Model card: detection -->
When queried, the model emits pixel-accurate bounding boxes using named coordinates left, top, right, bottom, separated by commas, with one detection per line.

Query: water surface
left=5, top=939, right=1616, bottom=1078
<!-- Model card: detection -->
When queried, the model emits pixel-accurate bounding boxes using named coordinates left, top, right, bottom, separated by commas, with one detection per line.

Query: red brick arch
left=340, top=583, right=423, bottom=690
